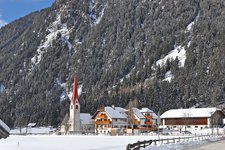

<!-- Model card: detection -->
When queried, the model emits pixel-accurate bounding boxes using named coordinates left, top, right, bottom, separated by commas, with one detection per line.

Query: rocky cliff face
left=1, top=0, right=225, bottom=127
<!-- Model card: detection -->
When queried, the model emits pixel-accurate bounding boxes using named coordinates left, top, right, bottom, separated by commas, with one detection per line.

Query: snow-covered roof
left=132, top=108, right=145, bottom=119
left=105, top=106, right=127, bottom=119
left=140, top=108, right=154, bottom=113
left=152, top=113, right=158, bottom=119
left=80, top=113, right=92, bottom=124
left=140, top=108, right=158, bottom=119
left=0, top=119, right=10, bottom=133
left=160, top=108, right=219, bottom=119
left=27, top=123, right=36, bottom=127
left=114, top=107, right=127, bottom=113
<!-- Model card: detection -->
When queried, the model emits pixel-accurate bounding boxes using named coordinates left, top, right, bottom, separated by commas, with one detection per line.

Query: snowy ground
left=0, top=135, right=181, bottom=150
left=192, top=139, right=225, bottom=150
left=1, top=134, right=224, bottom=150
left=2, top=128, right=224, bottom=150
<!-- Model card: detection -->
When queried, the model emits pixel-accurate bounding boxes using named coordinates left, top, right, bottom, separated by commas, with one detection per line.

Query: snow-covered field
left=0, top=135, right=179, bottom=150
left=1, top=134, right=224, bottom=150
left=2, top=127, right=224, bottom=150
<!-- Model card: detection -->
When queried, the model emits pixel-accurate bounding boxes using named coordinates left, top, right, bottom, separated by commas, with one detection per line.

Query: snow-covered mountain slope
left=0, top=0, right=225, bottom=127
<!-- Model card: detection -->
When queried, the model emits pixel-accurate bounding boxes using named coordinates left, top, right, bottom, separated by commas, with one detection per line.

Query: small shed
left=0, top=119, right=10, bottom=139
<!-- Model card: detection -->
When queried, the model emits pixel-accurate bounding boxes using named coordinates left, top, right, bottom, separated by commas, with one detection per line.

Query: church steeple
left=69, top=73, right=81, bottom=132
left=71, top=74, right=78, bottom=105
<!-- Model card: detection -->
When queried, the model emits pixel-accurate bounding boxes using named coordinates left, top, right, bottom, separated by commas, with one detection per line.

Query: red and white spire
left=71, top=74, right=78, bottom=105
left=69, top=73, right=81, bottom=132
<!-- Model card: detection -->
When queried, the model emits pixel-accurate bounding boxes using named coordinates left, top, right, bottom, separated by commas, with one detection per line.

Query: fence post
left=143, top=140, right=146, bottom=148
left=138, top=141, right=140, bottom=149
left=126, top=144, right=131, bottom=150
left=149, top=140, right=152, bottom=146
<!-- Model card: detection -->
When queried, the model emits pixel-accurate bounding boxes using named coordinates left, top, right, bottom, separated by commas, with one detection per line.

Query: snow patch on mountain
left=186, top=11, right=200, bottom=32
left=54, top=78, right=83, bottom=101
left=126, top=67, right=136, bottom=78
left=31, top=14, right=72, bottom=66
left=88, top=0, right=107, bottom=26
left=96, top=4, right=106, bottom=25
left=163, top=71, right=174, bottom=82
left=154, top=45, right=186, bottom=68
left=0, top=83, right=5, bottom=93
left=186, top=11, right=200, bottom=49
left=67, top=85, right=83, bottom=100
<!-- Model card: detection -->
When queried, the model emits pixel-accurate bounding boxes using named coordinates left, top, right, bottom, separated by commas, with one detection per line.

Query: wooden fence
left=126, top=134, right=213, bottom=150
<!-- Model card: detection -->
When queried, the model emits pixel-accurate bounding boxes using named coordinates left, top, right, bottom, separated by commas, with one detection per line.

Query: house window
left=187, top=126, right=190, bottom=128
left=195, top=126, right=198, bottom=128
left=115, top=119, right=117, bottom=121
left=75, top=105, right=78, bottom=109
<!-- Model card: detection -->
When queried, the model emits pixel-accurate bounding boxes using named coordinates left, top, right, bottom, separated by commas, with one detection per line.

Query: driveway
left=192, top=139, right=225, bottom=150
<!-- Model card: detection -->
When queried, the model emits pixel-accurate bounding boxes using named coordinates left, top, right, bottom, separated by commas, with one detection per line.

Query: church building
left=59, top=74, right=94, bottom=134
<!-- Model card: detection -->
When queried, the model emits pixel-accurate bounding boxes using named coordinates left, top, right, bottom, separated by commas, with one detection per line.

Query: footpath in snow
left=143, top=136, right=225, bottom=150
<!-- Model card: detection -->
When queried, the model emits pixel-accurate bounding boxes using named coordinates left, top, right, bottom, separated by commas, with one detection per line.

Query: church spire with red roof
left=71, top=74, right=78, bottom=105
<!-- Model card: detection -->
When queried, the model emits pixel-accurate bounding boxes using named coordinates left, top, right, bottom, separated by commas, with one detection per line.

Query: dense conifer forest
left=0, top=0, right=225, bottom=127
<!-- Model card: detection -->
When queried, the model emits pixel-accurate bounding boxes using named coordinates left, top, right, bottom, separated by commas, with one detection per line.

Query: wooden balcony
left=98, top=114, right=107, bottom=119
left=145, top=121, right=153, bottom=125
left=145, top=114, right=153, bottom=119
left=133, top=120, right=140, bottom=125
left=95, top=120, right=111, bottom=125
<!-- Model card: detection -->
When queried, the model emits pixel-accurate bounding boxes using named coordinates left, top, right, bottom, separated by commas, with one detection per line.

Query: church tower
left=69, top=74, right=81, bottom=132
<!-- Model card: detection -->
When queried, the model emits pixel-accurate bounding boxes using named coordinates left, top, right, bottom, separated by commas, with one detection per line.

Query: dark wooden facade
left=165, top=118, right=207, bottom=125
left=163, top=110, right=225, bottom=127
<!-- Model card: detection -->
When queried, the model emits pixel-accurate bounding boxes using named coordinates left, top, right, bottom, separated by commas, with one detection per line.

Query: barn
left=160, top=107, right=225, bottom=131
left=0, top=119, right=10, bottom=139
